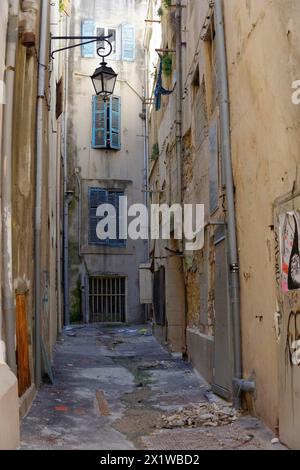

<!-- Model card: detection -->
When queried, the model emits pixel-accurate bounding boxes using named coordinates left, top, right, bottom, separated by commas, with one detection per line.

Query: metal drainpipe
left=63, top=16, right=70, bottom=327
left=35, top=0, right=49, bottom=388
left=175, top=0, right=183, bottom=206
left=175, top=0, right=188, bottom=355
left=63, top=192, right=71, bottom=327
left=214, top=0, right=255, bottom=404
left=142, top=86, right=149, bottom=259
left=75, top=170, right=87, bottom=324
left=1, top=0, right=20, bottom=375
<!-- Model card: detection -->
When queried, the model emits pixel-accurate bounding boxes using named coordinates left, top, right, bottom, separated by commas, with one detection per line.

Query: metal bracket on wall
left=50, top=33, right=113, bottom=59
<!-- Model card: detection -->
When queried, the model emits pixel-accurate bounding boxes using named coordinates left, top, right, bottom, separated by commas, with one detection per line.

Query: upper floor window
left=92, top=95, right=121, bottom=150
left=88, top=188, right=126, bottom=247
left=81, top=21, right=135, bottom=62
left=97, top=27, right=117, bottom=60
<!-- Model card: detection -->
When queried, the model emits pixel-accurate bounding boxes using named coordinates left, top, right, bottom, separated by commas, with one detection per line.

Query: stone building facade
left=145, top=0, right=300, bottom=449
left=66, top=0, right=148, bottom=325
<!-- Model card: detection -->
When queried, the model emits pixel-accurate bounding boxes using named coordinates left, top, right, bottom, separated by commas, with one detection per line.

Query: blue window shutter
left=92, top=96, right=107, bottom=148
left=109, top=96, right=121, bottom=150
left=122, top=24, right=135, bottom=61
left=89, top=188, right=108, bottom=245
left=107, top=191, right=126, bottom=247
left=82, top=20, right=95, bottom=58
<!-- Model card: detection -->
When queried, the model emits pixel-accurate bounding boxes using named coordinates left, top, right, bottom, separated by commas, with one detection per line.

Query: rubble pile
left=162, top=402, right=239, bottom=429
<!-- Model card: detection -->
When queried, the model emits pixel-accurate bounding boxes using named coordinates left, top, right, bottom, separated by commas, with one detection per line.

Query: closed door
left=212, top=233, right=233, bottom=400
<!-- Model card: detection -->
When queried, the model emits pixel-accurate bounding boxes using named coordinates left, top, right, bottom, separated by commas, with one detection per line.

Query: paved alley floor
left=21, top=325, right=286, bottom=450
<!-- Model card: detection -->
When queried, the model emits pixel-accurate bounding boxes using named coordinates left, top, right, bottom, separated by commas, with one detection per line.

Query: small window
left=88, top=188, right=126, bottom=247
left=108, top=29, right=117, bottom=55
left=96, top=26, right=117, bottom=59
left=56, top=78, right=63, bottom=120
left=203, top=15, right=217, bottom=114
left=82, top=21, right=134, bottom=62
left=96, top=27, right=105, bottom=51
left=92, top=95, right=121, bottom=150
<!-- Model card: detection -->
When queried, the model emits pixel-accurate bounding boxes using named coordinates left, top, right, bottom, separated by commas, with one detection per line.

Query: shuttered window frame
left=92, top=95, right=121, bottom=150
left=88, top=188, right=126, bottom=247
left=81, top=21, right=135, bottom=62
left=81, top=20, right=96, bottom=58
left=121, top=23, right=135, bottom=62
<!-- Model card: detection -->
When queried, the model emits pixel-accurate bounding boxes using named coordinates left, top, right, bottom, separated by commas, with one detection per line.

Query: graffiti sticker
left=279, top=211, right=300, bottom=292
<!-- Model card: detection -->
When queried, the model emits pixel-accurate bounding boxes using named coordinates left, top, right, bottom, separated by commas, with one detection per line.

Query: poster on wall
left=279, top=211, right=300, bottom=292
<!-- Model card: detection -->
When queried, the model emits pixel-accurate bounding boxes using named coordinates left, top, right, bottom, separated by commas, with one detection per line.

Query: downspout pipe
left=142, top=86, right=149, bottom=261
left=1, top=0, right=20, bottom=375
left=63, top=17, right=70, bottom=327
left=175, top=1, right=189, bottom=355
left=35, top=0, right=49, bottom=388
left=214, top=0, right=255, bottom=405
left=175, top=0, right=183, bottom=205
left=63, top=192, right=71, bottom=326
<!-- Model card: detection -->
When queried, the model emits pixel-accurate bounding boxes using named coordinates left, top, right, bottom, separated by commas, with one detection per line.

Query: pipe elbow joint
left=233, top=378, right=256, bottom=394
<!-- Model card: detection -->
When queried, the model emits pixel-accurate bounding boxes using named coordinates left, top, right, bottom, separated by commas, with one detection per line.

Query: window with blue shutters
left=121, top=24, right=135, bottom=61
left=81, top=20, right=96, bottom=58
left=110, top=97, right=121, bottom=150
left=92, top=96, right=107, bottom=149
left=92, top=96, right=121, bottom=150
left=88, top=188, right=126, bottom=247
left=81, top=21, right=134, bottom=62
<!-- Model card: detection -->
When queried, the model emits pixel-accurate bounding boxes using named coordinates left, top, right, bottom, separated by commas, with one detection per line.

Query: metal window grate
left=89, top=276, right=126, bottom=323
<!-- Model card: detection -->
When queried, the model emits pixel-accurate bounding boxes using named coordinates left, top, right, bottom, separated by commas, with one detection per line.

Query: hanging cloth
left=154, top=56, right=174, bottom=111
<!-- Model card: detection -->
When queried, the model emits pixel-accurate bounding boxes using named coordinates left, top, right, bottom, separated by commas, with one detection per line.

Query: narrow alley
left=21, top=326, right=284, bottom=451
left=2, top=0, right=300, bottom=455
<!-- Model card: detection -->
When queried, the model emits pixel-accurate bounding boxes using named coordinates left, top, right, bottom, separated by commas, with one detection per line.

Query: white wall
left=67, top=0, right=148, bottom=323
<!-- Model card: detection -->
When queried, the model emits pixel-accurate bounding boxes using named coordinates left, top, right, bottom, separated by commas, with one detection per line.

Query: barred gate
left=89, top=276, right=126, bottom=323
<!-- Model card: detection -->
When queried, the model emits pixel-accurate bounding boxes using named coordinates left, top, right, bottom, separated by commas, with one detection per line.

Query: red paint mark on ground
left=54, top=406, right=69, bottom=412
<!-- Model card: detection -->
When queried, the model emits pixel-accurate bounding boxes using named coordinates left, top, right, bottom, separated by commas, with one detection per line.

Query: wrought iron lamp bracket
left=50, top=34, right=113, bottom=60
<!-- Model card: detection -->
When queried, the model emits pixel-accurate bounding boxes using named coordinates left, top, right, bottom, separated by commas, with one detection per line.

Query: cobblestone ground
left=21, top=325, right=286, bottom=450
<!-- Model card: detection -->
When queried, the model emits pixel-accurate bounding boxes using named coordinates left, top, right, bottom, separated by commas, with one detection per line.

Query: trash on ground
left=162, top=402, right=239, bottom=429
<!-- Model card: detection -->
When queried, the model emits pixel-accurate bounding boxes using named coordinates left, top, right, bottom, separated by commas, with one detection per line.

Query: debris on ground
left=162, top=401, right=239, bottom=429
left=271, top=437, right=280, bottom=445
left=96, top=390, right=111, bottom=416
left=139, top=328, right=150, bottom=336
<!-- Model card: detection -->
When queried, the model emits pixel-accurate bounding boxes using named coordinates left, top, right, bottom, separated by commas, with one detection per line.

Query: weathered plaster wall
left=0, top=0, right=9, bottom=346
left=224, top=0, right=300, bottom=430
left=179, top=0, right=221, bottom=382
left=0, top=1, right=20, bottom=450
left=0, top=365, right=19, bottom=450
left=11, top=0, right=62, bottom=392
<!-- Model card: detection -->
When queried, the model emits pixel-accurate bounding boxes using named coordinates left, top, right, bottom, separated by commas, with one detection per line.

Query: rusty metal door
left=275, top=193, right=300, bottom=449
left=212, top=228, right=233, bottom=400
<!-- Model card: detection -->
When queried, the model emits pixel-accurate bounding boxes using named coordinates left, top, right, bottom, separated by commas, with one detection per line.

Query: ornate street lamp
left=91, top=39, right=118, bottom=98
left=51, top=33, right=118, bottom=97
